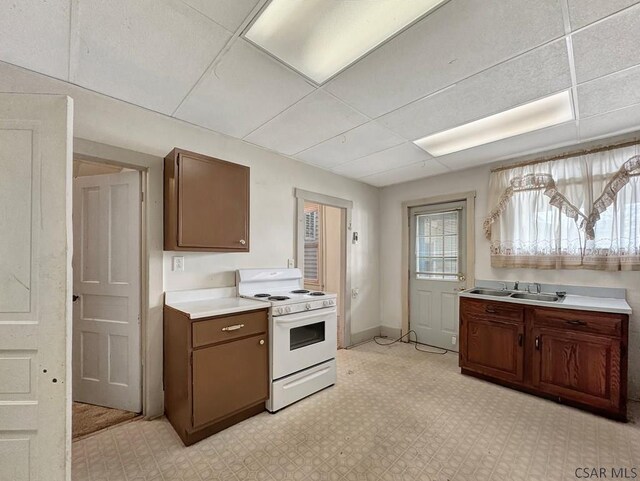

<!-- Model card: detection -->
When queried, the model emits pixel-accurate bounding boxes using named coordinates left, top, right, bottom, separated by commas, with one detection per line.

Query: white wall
left=379, top=163, right=640, bottom=399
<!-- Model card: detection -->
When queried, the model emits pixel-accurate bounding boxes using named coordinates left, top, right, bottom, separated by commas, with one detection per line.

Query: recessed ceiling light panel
left=413, top=91, right=575, bottom=157
left=244, top=0, right=448, bottom=84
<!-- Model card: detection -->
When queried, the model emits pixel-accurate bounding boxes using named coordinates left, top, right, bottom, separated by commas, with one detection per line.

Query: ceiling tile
left=331, top=142, right=433, bottom=178
left=180, top=0, right=261, bottom=31
left=0, top=0, right=70, bottom=79
left=296, top=122, right=406, bottom=169
left=436, top=121, right=579, bottom=171
left=70, top=0, right=231, bottom=114
left=359, top=159, right=450, bottom=187
left=379, top=40, right=571, bottom=140
left=325, top=0, right=565, bottom=118
left=244, top=90, right=369, bottom=155
left=578, top=65, right=640, bottom=118
left=567, top=0, right=639, bottom=29
left=579, top=103, right=640, bottom=140
left=175, top=40, right=314, bottom=138
left=572, top=4, right=640, bottom=83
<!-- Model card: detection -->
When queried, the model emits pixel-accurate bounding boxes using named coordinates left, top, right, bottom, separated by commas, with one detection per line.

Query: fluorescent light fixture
left=414, top=91, right=575, bottom=157
left=244, top=0, right=448, bottom=84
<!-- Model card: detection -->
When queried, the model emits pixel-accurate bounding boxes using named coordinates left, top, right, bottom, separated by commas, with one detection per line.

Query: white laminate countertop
left=459, top=289, right=632, bottom=315
left=164, top=287, right=269, bottom=319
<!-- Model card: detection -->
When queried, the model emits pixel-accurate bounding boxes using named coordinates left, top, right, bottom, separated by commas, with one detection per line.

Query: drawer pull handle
left=535, top=336, right=540, bottom=350
left=485, top=307, right=497, bottom=314
left=518, top=334, right=523, bottom=347
left=566, top=320, right=587, bottom=326
left=221, top=324, right=245, bottom=332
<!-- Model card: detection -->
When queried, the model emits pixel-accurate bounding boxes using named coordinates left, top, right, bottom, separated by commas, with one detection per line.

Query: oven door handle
left=275, top=308, right=337, bottom=324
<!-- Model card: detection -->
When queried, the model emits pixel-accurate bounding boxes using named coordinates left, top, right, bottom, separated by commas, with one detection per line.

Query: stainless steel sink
left=510, top=292, right=560, bottom=302
left=468, top=288, right=512, bottom=297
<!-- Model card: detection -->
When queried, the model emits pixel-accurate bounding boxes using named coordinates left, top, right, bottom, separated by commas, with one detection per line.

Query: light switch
left=287, top=258, right=295, bottom=268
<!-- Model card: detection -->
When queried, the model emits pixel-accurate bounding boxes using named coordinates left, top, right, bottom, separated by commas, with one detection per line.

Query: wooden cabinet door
left=177, top=151, right=249, bottom=251
left=192, top=334, right=268, bottom=428
left=531, top=327, right=621, bottom=411
left=461, top=316, right=524, bottom=383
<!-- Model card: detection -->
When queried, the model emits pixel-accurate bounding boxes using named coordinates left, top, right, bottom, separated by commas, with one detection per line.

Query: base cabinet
left=164, top=306, right=269, bottom=445
left=460, top=297, right=628, bottom=420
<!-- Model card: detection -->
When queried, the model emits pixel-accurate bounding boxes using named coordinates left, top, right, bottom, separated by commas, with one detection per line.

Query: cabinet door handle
left=485, top=307, right=497, bottom=314
left=239, top=239, right=246, bottom=245
left=221, top=323, right=245, bottom=332
left=566, top=320, right=587, bottom=326
left=259, top=339, right=265, bottom=345
left=535, top=336, right=540, bottom=350
left=518, top=334, right=523, bottom=347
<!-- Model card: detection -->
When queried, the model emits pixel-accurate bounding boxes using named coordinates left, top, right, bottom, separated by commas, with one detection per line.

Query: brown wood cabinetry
left=164, top=148, right=249, bottom=252
left=460, top=297, right=628, bottom=420
left=163, top=306, right=268, bottom=445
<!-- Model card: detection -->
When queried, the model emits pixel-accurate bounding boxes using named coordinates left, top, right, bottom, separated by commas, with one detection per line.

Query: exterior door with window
left=303, top=203, right=323, bottom=291
left=409, top=202, right=467, bottom=351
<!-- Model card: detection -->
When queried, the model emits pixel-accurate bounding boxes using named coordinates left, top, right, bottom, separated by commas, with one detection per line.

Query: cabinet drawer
left=461, top=298, right=524, bottom=323
left=193, top=310, right=267, bottom=348
left=533, top=307, right=623, bottom=338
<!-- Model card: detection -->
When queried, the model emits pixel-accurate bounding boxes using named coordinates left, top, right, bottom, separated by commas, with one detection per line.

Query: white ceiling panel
left=331, top=142, right=433, bottom=178
left=70, top=0, right=231, bottom=114
left=435, top=121, right=579, bottom=172
left=578, top=65, right=640, bottom=118
left=579, top=103, right=640, bottom=140
left=379, top=40, right=571, bottom=140
left=296, top=122, right=406, bottom=169
left=325, top=0, right=565, bottom=118
left=244, top=90, right=368, bottom=155
left=572, top=4, right=640, bottom=83
left=359, top=159, right=450, bottom=187
left=180, top=0, right=261, bottom=31
left=175, top=40, right=314, bottom=138
left=0, top=0, right=70, bottom=79
left=567, top=0, right=639, bottom=29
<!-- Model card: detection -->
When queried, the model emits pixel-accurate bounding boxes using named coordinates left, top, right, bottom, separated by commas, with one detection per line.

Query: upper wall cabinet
left=164, top=148, right=250, bottom=252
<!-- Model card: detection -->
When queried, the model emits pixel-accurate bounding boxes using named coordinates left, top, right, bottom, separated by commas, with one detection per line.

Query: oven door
left=272, top=307, right=337, bottom=380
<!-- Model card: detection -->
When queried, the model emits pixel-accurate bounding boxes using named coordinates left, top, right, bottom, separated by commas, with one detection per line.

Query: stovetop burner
left=269, top=296, right=290, bottom=301
left=291, top=289, right=310, bottom=294
left=254, top=293, right=271, bottom=298
left=309, top=292, right=325, bottom=296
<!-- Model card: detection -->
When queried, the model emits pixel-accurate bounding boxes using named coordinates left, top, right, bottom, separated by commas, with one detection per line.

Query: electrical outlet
left=351, top=288, right=359, bottom=299
left=287, top=258, right=295, bottom=268
left=452, top=335, right=457, bottom=345
left=172, top=256, right=184, bottom=272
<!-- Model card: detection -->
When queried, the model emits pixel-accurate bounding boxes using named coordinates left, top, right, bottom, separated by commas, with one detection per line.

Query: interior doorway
left=302, top=202, right=346, bottom=348
left=295, top=189, right=352, bottom=348
left=71, top=158, right=143, bottom=438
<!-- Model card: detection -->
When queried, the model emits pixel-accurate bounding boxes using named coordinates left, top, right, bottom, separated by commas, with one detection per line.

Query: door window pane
left=416, top=211, right=460, bottom=279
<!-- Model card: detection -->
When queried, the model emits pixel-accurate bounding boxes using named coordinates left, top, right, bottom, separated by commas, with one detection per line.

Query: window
left=304, top=204, right=321, bottom=282
left=415, top=210, right=460, bottom=279
left=484, top=143, right=640, bottom=270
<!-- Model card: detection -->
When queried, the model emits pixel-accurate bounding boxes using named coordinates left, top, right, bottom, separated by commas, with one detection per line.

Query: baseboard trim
left=380, top=326, right=402, bottom=340
left=349, top=326, right=381, bottom=346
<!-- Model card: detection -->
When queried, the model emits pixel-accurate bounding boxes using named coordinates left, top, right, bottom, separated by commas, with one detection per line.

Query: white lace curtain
left=484, top=143, right=640, bottom=270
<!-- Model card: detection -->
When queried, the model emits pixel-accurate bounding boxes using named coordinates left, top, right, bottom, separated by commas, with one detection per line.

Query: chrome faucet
left=498, top=282, right=508, bottom=291
left=528, top=282, right=542, bottom=294
left=513, top=280, right=520, bottom=291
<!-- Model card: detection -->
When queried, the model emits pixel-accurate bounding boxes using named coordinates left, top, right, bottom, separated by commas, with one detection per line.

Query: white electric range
left=236, top=268, right=337, bottom=412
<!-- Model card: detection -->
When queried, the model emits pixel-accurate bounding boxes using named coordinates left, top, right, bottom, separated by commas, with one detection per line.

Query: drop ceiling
left=2, top=0, right=640, bottom=187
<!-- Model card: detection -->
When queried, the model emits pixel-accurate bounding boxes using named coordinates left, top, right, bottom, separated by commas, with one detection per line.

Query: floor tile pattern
left=73, top=342, right=640, bottom=481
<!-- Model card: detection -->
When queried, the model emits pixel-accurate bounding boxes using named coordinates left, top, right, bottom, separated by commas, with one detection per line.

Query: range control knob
left=285, top=306, right=291, bottom=313
left=305, top=303, right=311, bottom=310
left=329, top=299, right=335, bottom=305
left=275, top=307, right=282, bottom=315
left=323, top=300, right=329, bottom=307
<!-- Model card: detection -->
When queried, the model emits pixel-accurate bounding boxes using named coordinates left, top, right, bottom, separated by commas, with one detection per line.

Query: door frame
left=73, top=139, right=164, bottom=418
left=295, top=188, right=352, bottom=347
left=401, top=191, right=476, bottom=338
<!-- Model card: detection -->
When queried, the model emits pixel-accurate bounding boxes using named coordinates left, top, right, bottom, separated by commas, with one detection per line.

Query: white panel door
left=72, top=171, right=141, bottom=412
left=409, top=201, right=467, bottom=351
left=0, top=93, right=73, bottom=481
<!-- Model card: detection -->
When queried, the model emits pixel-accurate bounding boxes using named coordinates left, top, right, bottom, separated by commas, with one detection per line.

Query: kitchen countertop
left=165, top=287, right=269, bottom=319
left=459, top=288, right=632, bottom=315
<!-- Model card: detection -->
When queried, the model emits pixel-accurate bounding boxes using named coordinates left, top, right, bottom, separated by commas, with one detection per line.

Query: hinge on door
left=140, top=191, right=144, bottom=202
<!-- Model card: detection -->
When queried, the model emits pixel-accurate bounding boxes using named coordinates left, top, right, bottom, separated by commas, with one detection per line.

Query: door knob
left=239, top=239, right=246, bottom=245
left=259, top=339, right=265, bottom=345
left=458, top=274, right=466, bottom=282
